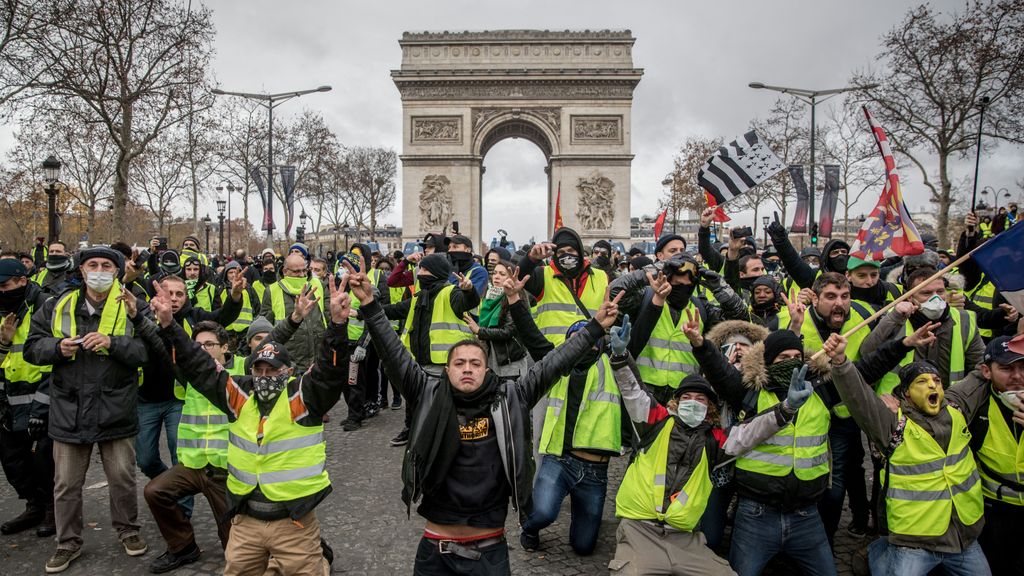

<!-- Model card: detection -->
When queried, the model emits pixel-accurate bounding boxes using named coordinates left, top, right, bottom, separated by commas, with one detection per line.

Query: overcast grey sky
left=10, top=0, right=1023, bottom=246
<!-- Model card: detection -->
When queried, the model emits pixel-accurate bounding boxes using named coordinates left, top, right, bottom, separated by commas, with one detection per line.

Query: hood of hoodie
left=820, top=239, right=851, bottom=274
left=549, top=226, right=591, bottom=276
left=706, top=320, right=770, bottom=349
left=739, top=341, right=832, bottom=391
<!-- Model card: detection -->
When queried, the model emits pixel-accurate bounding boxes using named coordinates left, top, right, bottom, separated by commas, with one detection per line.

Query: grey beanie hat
left=246, top=316, right=274, bottom=341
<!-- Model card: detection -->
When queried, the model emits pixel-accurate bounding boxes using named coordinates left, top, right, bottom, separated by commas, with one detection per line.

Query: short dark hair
left=739, top=254, right=762, bottom=275
left=192, top=320, right=228, bottom=344
left=446, top=339, right=488, bottom=366
left=812, top=271, right=850, bottom=295
left=160, top=274, right=186, bottom=288
left=50, top=240, right=67, bottom=251
left=906, top=266, right=938, bottom=289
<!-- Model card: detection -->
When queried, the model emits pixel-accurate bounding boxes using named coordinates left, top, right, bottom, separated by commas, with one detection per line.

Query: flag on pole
left=698, top=130, right=785, bottom=205
left=653, top=209, right=668, bottom=240
left=553, top=181, right=564, bottom=233
left=704, top=191, right=731, bottom=223
left=849, top=107, right=924, bottom=261
left=971, top=223, right=1024, bottom=314
left=250, top=166, right=273, bottom=232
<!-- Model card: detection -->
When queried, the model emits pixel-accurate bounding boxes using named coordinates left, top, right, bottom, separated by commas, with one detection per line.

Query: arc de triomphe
left=392, top=30, right=643, bottom=248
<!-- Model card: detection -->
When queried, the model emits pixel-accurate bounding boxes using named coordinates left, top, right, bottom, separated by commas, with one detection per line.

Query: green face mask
left=767, top=357, right=804, bottom=391
left=280, top=276, right=308, bottom=294
left=184, top=278, right=198, bottom=299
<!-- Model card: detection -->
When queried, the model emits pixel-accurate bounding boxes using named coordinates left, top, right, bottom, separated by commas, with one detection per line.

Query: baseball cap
left=0, top=259, right=28, bottom=282
left=250, top=341, right=291, bottom=369
left=984, top=336, right=1024, bottom=366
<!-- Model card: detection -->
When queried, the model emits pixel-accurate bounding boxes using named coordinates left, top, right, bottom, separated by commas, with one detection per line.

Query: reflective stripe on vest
left=1, top=305, right=50, bottom=389
left=398, top=285, right=473, bottom=364
left=224, top=289, right=254, bottom=332
left=635, top=301, right=702, bottom=388
left=877, top=307, right=976, bottom=395
left=976, top=396, right=1024, bottom=505
left=883, top=406, right=984, bottom=537
left=532, top=266, right=608, bottom=347
left=615, top=418, right=713, bottom=531
left=966, top=278, right=995, bottom=339
left=226, top=384, right=330, bottom=501
left=736, top=390, right=830, bottom=480
left=270, top=279, right=326, bottom=327
left=194, top=284, right=217, bottom=312
left=51, top=283, right=130, bottom=355
left=798, top=303, right=870, bottom=418
left=177, top=355, right=245, bottom=470
left=347, top=291, right=364, bottom=341
left=539, top=354, right=621, bottom=455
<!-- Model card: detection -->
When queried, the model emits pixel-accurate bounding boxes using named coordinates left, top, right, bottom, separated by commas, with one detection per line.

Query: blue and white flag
left=972, top=222, right=1024, bottom=314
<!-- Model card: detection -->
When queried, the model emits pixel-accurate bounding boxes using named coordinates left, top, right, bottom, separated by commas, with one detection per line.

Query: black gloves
left=767, top=220, right=788, bottom=244
left=27, top=416, right=46, bottom=439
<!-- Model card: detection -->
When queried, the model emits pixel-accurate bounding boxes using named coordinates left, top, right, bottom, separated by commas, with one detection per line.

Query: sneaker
left=846, top=522, right=869, bottom=538
left=45, top=548, right=81, bottom=574
left=365, top=402, right=380, bottom=418
left=390, top=428, right=409, bottom=447
left=149, top=544, right=200, bottom=574
left=391, top=397, right=402, bottom=410
left=342, top=419, right=362, bottom=432
left=520, top=530, right=540, bottom=552
left=1, top=502, right=44, bottom=535
left=122, top=533, right=149, bottom=556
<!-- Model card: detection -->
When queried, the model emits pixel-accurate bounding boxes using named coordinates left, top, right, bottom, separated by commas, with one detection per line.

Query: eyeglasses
left=198, top=341, right=223, bottom=349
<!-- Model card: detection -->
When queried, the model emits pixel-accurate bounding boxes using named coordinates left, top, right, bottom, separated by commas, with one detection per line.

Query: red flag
left=704, top=190, right=731, bottom=223
left=553, top=181, right=564, bottom=233
left=653, top=209, right=668, bottom=240
left=849, top=107, right=924, bottom=261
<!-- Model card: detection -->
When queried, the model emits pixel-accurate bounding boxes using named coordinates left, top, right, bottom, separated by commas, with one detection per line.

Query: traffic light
left=810, top=223, right=819, bottom=246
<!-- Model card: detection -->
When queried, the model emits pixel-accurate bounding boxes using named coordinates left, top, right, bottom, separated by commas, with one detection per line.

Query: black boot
left=1, top=502, right=44, bottom=535
left=148, top=542, right=201, bottom=574
left=36, top=503, right=56, bottom=537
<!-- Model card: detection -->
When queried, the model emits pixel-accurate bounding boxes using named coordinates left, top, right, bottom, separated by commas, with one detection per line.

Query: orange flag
left=553, top=181, right=564, bottom=233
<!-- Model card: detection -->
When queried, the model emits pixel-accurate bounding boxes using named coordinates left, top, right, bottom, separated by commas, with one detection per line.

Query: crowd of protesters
left=0, top=203, right=1020, bottom=576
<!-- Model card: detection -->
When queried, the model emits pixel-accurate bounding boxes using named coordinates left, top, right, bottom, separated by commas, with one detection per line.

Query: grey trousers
left=53, top=438, right=141, bottom=551
left=608, top=518, right=736, bottom=576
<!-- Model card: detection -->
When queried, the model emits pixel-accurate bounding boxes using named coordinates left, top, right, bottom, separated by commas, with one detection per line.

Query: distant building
left=305, top=224, right=403, bottom=255
left=630, top=212, right=699, bottom=248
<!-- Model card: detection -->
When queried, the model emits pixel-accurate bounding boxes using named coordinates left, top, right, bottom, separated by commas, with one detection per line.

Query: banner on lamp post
left=819, top=165, right=840, bottom=238
left=280, top=166, right=297, bottom=236
left=250, top=167, right=273, bottom=232
left=788, top=164, right=809, bottom=233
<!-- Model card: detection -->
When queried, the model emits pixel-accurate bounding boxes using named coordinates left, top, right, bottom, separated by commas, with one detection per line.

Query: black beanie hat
left=895, top=361, right=941, bottom=397
left=655, top=234, right=687, bottom=255
left=762, top=330, right=803, bottom=365
left=751, top=275, right=779, bottom=294
left=419, top=253, right=452, bottom=279
left=673, top=374, right=718, bottom=404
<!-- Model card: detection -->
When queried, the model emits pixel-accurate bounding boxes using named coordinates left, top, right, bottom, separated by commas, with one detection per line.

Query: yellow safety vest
left=268, top=278, right=326, bottom=327
left=51, top=282, right=130, bottom=356
left=193, top=283, right=217, bottom=312
left=876, top=308, right=977, bottom=396
left=975, top=395, right=1024, bottom=506
left=226, top=381, right=330, bottom=501
left=31, top=268, right=48, bottom=286
left=736, top=389, right=830, bottom=480
left=615, top=418, right=713, bottom=531
left=1, top=305, right=51, bottom=406
left=532, top=266, right=609, bottom=347
left=177, top=355, right=245, bottom=470
left=218, top=288, right=254, bottom=334
left=539, top=354, right=621, bottom=455
left=252, top=280, right=268, bottom=306
left=398, top=285, right=473, bottom=365
left=635, top=300, right=702, bottom=388
left=966, top=278, right=996, bottom=339
left=882, top=407, right=983, bottom=537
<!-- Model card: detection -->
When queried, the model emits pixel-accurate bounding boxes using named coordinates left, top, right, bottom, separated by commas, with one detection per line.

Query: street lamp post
left=41, top=156, right=62, bottom=244
left=297, top=208, right=308, bottom=244
left=762, top=215, right=770, bottom=250
left=748, top=82, right=877, bottom=232
left=202, top=214, right=212, bottom=253
left=216, top=199, right=226, bottom=257
left=210, top=85, right=332, bottom=248
left=215, top=181, right=237, bottom=251
left=970, top=96, right=991, bottom=215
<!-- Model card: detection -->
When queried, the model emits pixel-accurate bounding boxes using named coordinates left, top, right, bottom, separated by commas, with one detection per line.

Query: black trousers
left=413, top=536, right=510, bottom=576
left=0, top=429, right=54, bottom=506
left=364, top=342, right=384, bottom=406
left=979, top=498, right=1024, bottom=576
left=342, top=346, right=368, bottom=423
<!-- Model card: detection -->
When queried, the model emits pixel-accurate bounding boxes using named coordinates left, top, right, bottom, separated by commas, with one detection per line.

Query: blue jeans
left=728, top=498, right=837, bottom=576
left=818, top=416, right=859, bottom=546
left=136, top=399, right=193, bottom=517
left=521, top=454, right=608, bottom=555
left=868, top=537, right=991, bottom=576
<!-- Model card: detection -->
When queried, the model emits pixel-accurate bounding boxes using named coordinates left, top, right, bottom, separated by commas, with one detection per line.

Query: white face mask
left=674, top=399, right=709, bottom=428
left=920, top=294, right=947, bottom=320
left=85, top=271, right=115, bottom=293
left=997, top=389, right=1024, bottom=412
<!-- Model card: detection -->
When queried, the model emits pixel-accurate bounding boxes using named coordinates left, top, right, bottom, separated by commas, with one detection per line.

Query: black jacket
left=0, top=282, right=51, bottom=431
left=361, top=297, right=605, bottom=524
left=381, top=283, right=480, bottom=368
left=475, top=304, right=527, bottom=366
left=24, top=286, right=150, bottom=444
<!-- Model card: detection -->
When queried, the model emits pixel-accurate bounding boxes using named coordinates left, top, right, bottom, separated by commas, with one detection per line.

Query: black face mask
left=417, top=274, right=446, bottom=292
left=739, top=276, right=758, bottom=292
left=767, top=357, right=804, bottom=392
left=594, top=255, right=611, bottom=270
left=261, top=270, right=277, bottom=284
left=554, top=252, right=582, bottom=278
left=666, top=282, right=696, bottom=309
left=828, top=254, right=849, bottom=273
left=751, top=299, right=779, bottom=317
left=849, top=282, right=885, bottom=305
left=0, top=284, right=27, bottom=314
left=449, top=251, right=473, bottom=273
left=46, top=254, right=70, bottom=271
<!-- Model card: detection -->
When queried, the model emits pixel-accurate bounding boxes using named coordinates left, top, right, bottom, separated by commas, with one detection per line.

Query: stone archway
left=392, top=30, right=643, bottom=247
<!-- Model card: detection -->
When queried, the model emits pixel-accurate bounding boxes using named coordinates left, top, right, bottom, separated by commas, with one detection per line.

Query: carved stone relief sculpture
left=419, top=174, right=453, bottom=232
left=571, top=116, right=622, bottom=143
left=576, top=172, right=615, bottom=231
left=412, top=117, right=462, bottom=143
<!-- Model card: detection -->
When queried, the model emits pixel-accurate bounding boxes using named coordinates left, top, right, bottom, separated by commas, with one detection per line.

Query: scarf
left=478, top=296, right=503, bottom=328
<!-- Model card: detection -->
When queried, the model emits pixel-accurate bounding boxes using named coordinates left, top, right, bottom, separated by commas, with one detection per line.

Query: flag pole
left=809, top=245, right=984, bottom=362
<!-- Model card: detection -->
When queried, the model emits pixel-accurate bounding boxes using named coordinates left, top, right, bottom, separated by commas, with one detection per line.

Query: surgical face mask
left=997, top=389, right=1024, bottom=412
left=253, top=374, right=288, bottom=403
left=85, top=271, right=115, bottom=293
left=920, top=294, right=947, bottom=320
left=675, top=399, right=709, bottom=428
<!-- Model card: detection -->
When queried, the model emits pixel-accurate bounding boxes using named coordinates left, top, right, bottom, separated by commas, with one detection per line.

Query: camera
left=731, top=227, right=753, bottom=240
left=134, top=248, right=150, bottom=268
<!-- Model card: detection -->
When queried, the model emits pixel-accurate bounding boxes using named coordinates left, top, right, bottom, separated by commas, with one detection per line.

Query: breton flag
left=697, top=130, right=785, bottom=205
left=553, top=181, right=564, bottom=233
left=653, top=208, right=668, bottom=240
left=849, top=107, right=924, bottom=261
left=971, top=222, right=1024, bottom=314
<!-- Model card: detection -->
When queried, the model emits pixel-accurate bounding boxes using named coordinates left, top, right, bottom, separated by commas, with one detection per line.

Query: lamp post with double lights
left=748, top=81, right=877, bottom=232
left=215, top=181, right=237, bottom=251
left=216, top=199, right=226, bottom=258
left=210, top=86, right=332, bottom=248
left=41, top=156, right=62, bottom=244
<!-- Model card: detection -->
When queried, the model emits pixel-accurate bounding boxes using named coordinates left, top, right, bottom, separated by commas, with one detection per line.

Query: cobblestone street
left=0, top=406, right=868, bottom=575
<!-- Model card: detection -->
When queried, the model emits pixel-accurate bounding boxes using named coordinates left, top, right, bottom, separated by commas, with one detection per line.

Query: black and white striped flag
left=697, top=130, right=785, bottom=204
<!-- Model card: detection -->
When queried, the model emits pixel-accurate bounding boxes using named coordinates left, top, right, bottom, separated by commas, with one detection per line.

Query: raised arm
left=297, top=279, right=352, bottom=418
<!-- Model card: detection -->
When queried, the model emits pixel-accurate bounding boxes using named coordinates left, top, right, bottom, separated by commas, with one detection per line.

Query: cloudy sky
left=12, top=0, right=1023, bottom=247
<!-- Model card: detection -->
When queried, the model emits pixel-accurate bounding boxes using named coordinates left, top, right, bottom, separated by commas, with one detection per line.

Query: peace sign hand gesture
left=594, top=287, right=624, bottom=330
left=328, top=274, right=352, bottom=325
left=647, top=271, right=671, bottom=306
left=681, top=308, right=703, bottom=346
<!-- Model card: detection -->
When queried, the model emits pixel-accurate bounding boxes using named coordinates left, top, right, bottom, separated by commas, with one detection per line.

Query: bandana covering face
left=253, top=374, right=288, bottom=404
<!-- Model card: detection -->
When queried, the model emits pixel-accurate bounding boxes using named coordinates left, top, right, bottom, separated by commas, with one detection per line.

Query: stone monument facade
left=392, top=30, right=643, bottom=246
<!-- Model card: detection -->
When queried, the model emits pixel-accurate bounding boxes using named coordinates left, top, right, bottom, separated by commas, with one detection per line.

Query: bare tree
left=214, top=97, right=266, bottom=224
left=274, top=109, right=340, bottom=239
left=19, top=0, right=215, bottom=238
left=0, top=0, right=44, bottom=114
left=820, top=105, right=884, bottom=241
left=661, top=136, right=722, bottom=233
left=133, top=131, right=188, bottom=237
left=339, top=146, right=397, bottom=241
left=180, top=66, right=219, bottom=231
left=850, top=0, right=1024, bottom=246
